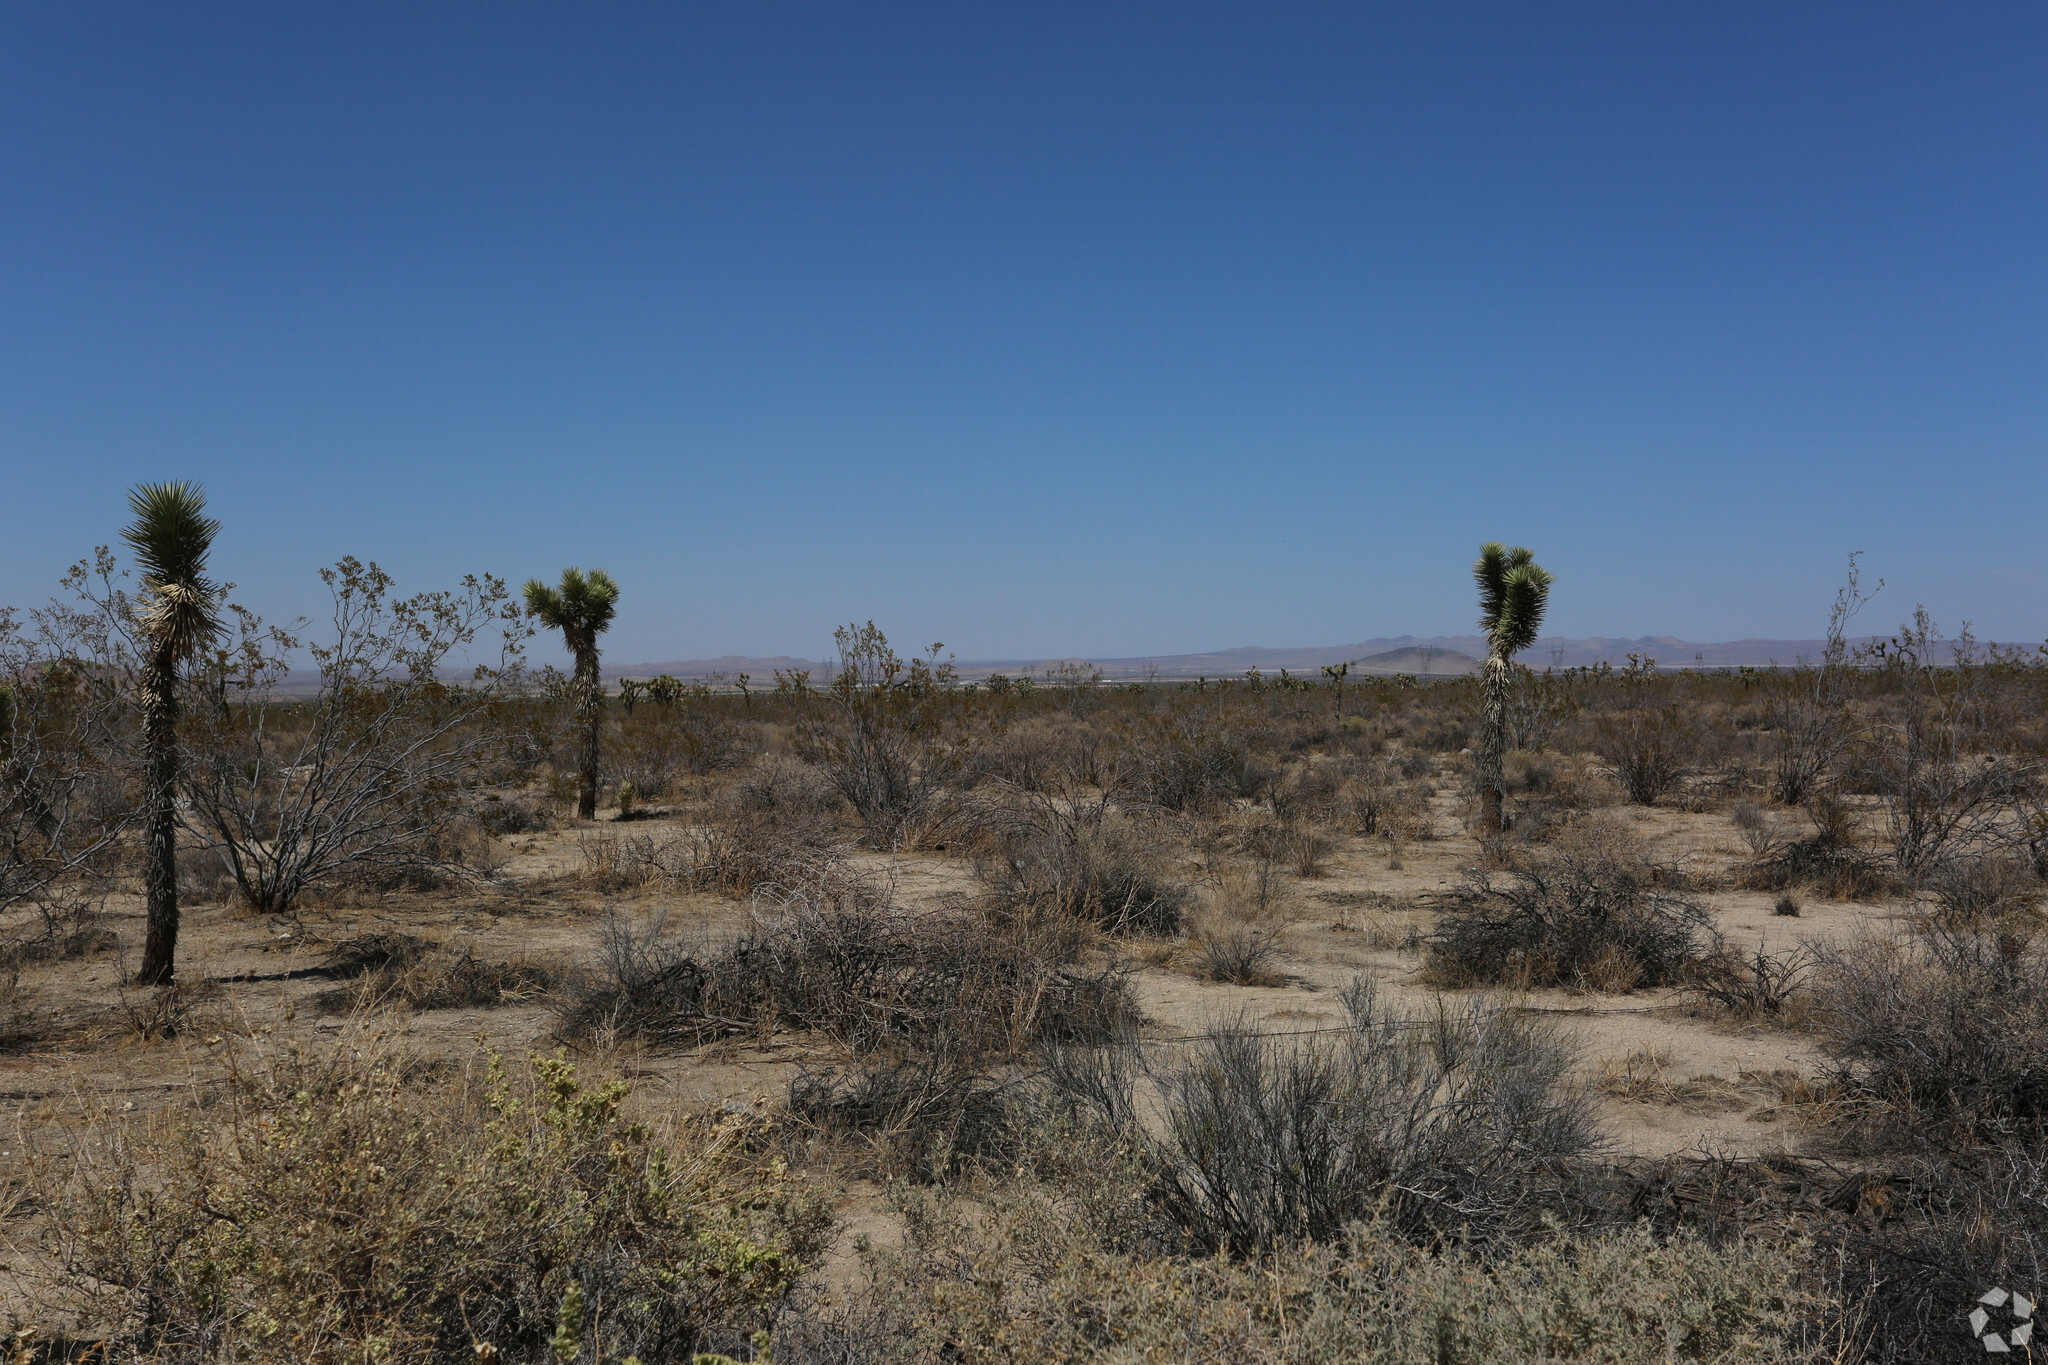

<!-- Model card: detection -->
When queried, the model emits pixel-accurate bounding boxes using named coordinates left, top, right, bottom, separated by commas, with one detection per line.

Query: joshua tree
left=524, top=568, right=618, bottom=820
left=1473, top=542, right=1553, bottom=836
left=125, top=482, right=223, bottom=984
left=1321, top=660, right=1350, bottom=717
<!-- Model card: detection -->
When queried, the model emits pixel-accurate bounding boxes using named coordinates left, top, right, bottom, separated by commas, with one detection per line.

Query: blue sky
left=4, top=3, right=2044, bottom=665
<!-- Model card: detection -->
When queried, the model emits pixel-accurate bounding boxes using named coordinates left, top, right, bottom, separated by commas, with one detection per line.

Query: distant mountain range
left=609, top=635, right=1855, bottom=683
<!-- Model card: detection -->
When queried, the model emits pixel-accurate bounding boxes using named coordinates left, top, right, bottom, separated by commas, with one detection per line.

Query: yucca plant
left=124, top=482, right=223, bottom=984
left=1473, top=542, right=1552, bottom=836
left=524, top=568, right=619, bottom=820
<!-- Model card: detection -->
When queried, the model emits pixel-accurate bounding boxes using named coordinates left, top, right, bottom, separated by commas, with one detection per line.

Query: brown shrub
left=1425, top=821, right=1718, bottom=991
left=559, top=866, right=1139, bottom=1058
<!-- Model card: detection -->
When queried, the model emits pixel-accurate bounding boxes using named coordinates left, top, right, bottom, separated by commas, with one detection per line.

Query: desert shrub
left=1740, top=793, right=1891, bottom=900
left=173, top=844, right=237, bottom=905
left=1231, top=808, right=1338, bottom=879
left=559, top=870, right=1138, bottom=1058
left=1687, top=940, right=1814, bottom=1021
left=1850, top=617, right=2023, bottom=878
left=609, top=693, right=745, bottom=796
left=1597, top=697, right=1694, bottom=806
left=1825, top=1143, right=2048, bottom=1365
left=1281, top=822, right=1336, bottom=876
left=571, top=820, right=829, bottom=902
left=1416, top=716, right=1472, bottom=753
left=960, top=714, right=1107, bottom=793
left=1189, top=922, right=1285, bottom=985
left=682, top=820, right=834, bottom=899
left=33, top=1038, right=832, bottom=1363
left=978, top=806, right=1188, bottom=935
left=1920, top=854, right=2043, bottom=932
left=1502, top=748, right=1556, bottom=792
left=1269, top=759, right=1349, bottom=824
left=1190, top=843, right=1288, bottom=918
left=639, top=757, right=849, bottom=897
left=1494, top=751, right=1613, bottom=842
left=1426, top=822, right=1718, bottom=991
left=1812, top=923, right=2048, bottom=1143
left=1731, top=799, right=1777, bottom=854
left=176, top=559, right=523, bottom=917
left=1339, top=756, right=1420, bottom=835
left=1132, top=724, right=1271, bottom=812
left=473, top=790, right=549, bottom=835
left=1222, top=806, right=1336, bottom=880
left=785, top=1055, right=1018, bottom=1182
left=781, top=1173, right=1820, bottom=1364
left=727, top=755, right=843, bottom=821
left=571, top=828, right=672, bottom=891
left=1054, top=976, right=1601, bottom=1254
left=794, top=624, right=961, bottom=848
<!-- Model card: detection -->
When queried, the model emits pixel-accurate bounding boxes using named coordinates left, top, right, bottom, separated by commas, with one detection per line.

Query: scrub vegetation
left=4, top=511, right=2047, bottom=1361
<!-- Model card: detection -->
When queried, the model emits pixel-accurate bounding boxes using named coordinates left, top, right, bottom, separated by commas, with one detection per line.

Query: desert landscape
left=9, top=6, right=2045, bottom=1361
left=3, top=551, right=2044, bottom=1362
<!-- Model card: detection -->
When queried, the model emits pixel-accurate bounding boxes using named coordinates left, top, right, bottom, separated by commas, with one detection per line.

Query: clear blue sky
left=4, top=3, right=2044, bottom=665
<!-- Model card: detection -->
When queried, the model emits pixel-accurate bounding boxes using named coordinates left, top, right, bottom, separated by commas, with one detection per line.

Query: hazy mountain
left=606, top=635, right=1849, bottom=682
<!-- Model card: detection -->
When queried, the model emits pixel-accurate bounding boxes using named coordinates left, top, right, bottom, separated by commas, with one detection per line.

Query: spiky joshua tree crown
left=1473, top=542, right=1552, bottom=662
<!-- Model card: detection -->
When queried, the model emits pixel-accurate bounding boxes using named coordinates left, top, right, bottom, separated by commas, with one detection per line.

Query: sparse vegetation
left=1426, top=821, right=1719, bottom=991
left=1047, top=975, right=1601, bottom=1253
left=9, top=528, right=2048, bottom=1360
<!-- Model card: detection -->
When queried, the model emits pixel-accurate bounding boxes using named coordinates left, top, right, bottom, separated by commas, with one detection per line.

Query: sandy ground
left=0, top=787, right=1892, bottom=1312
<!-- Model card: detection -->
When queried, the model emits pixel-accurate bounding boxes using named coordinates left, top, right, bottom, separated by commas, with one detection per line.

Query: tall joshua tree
left=525, top=568, right=619, bottom=820
left=1474, top=542, right=1553, bottom=836
left=126, top=482, right=223, bottom=985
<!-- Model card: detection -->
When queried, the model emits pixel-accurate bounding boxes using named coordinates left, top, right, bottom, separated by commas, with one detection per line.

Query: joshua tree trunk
left=576, top=647, right=601, bottom=820
left=137, top=647, right=182, bottom=985
left=1478, top=653, right=1511, bottom=836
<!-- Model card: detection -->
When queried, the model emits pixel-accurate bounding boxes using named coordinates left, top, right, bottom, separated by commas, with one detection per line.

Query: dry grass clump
left=568, top=760, right=845, bottom=898
left=28, top=1036, right=832, bottom=1363
left=314, top=932, right=560, bottom=1013
left=976, top=806, right=1189, bottom=935
left=1425, top=821, right=1718, bottom=992
left=1048, top=976, right=1601, bottom=1254
left=1594, top=1048, right=1809, bottom=1115
left=559, top=866, right=1138, bottom=1058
